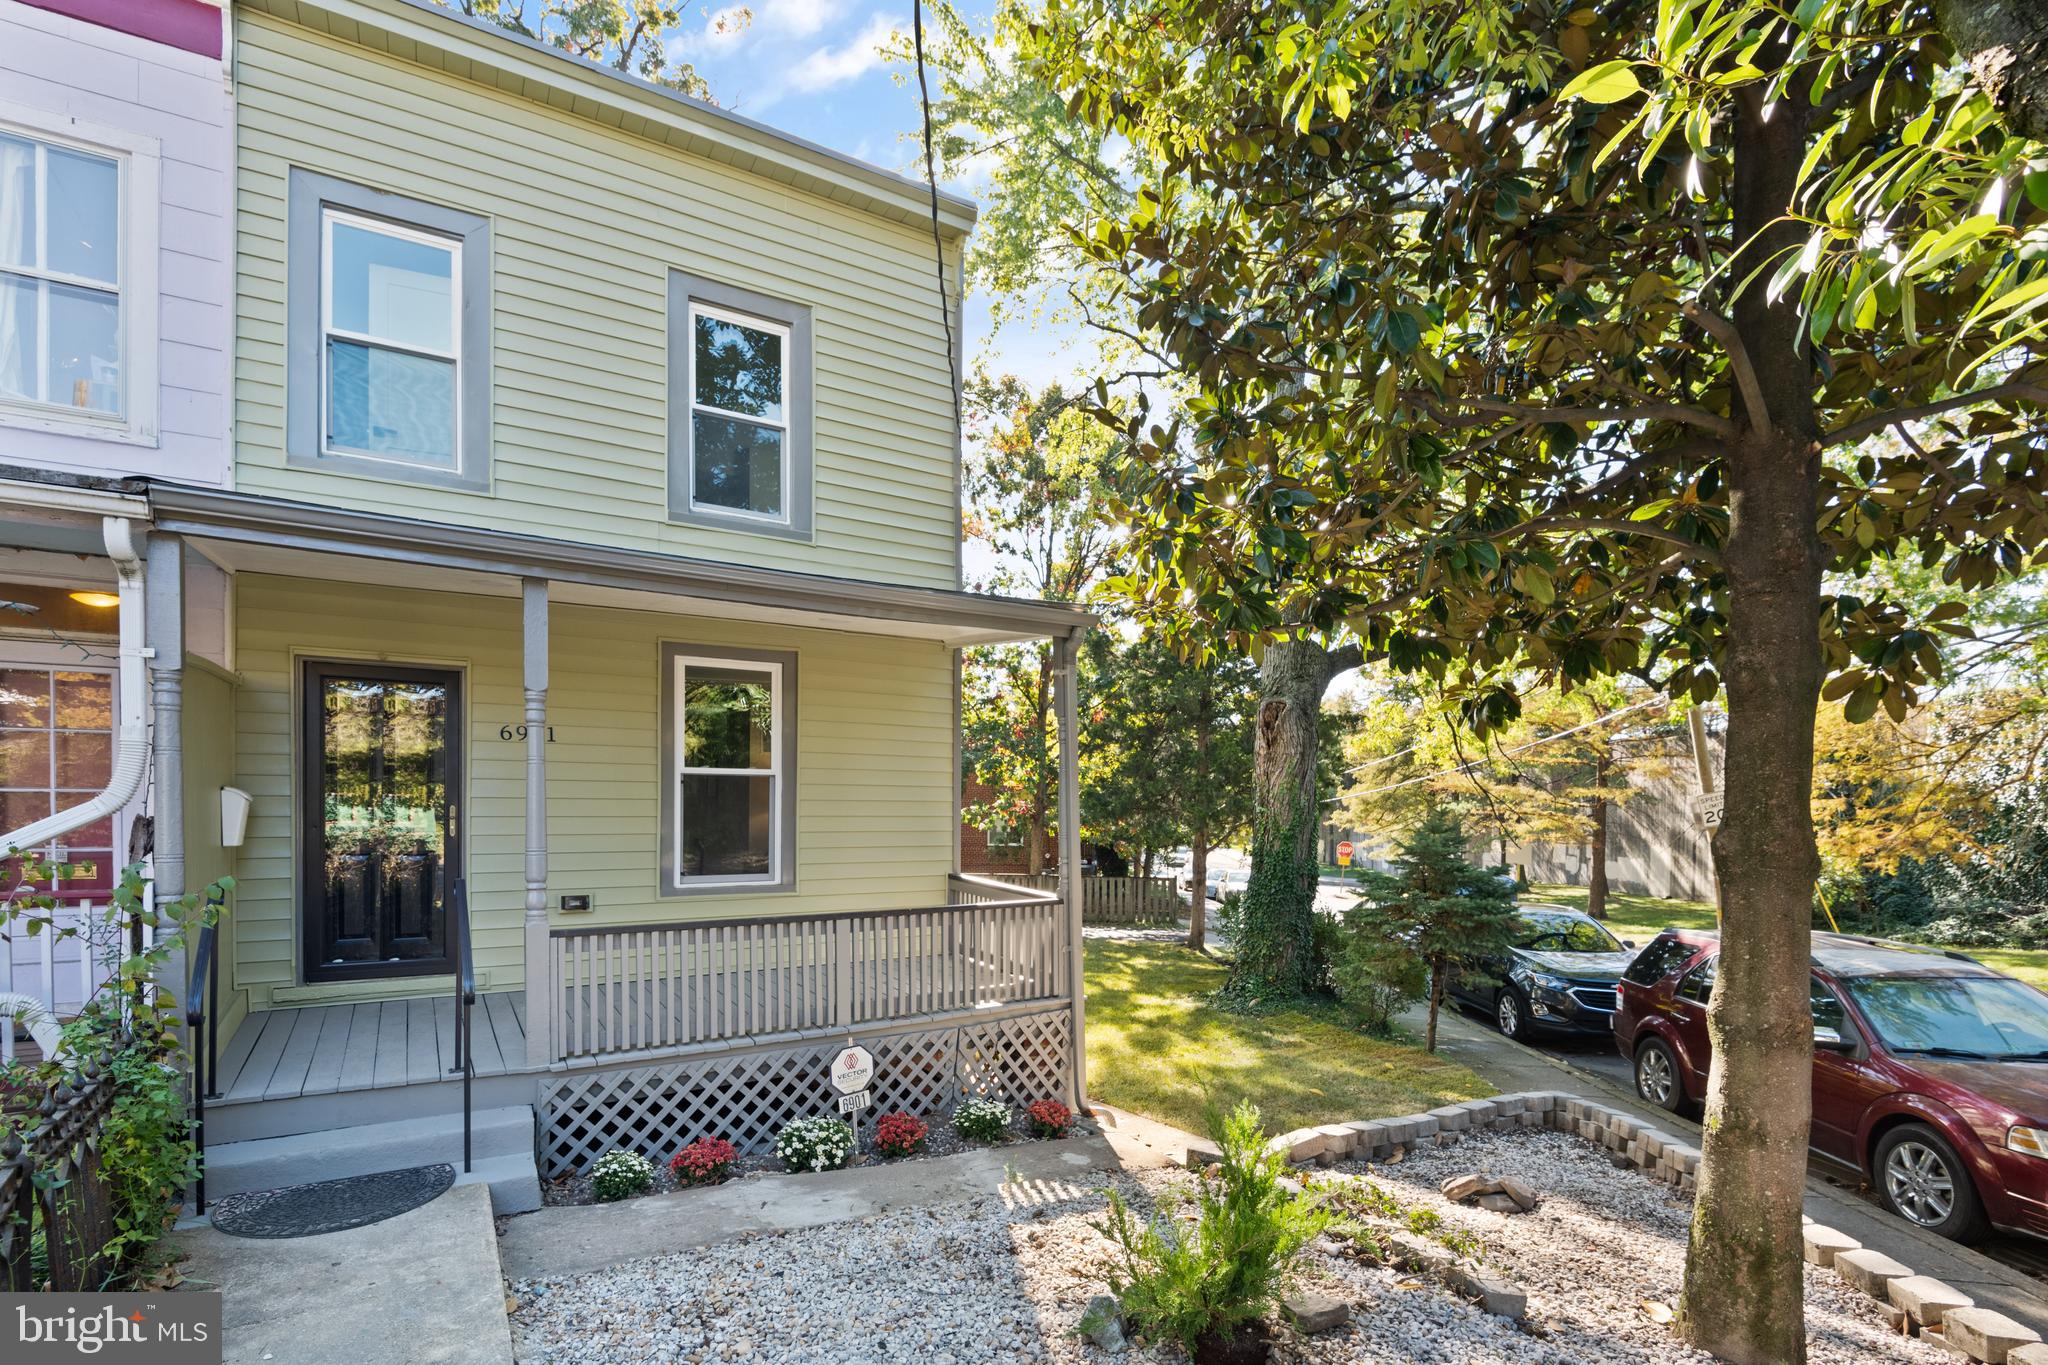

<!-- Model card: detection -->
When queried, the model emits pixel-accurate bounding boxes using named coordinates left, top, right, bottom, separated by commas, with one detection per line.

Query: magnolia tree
left=1015, top=0, right=2048, bottom=1358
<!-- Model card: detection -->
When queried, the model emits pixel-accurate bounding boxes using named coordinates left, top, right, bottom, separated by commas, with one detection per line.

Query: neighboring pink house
left=1, top=0, right=232, bottom=486
left=0, top=0, right=232, bottom=1036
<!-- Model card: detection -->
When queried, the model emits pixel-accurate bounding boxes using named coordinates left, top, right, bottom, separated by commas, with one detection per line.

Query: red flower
left=874, top=1111, right=930, bottom=1158
left=1026, top=1099, right=1073, bottom=1138
left=670, top=1137, right=738, bottom=1187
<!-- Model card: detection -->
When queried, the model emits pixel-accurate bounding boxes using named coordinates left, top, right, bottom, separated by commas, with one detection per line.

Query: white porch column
left=522, top=578, right=552, bottom=1066
left=1052, top=628, right=1086, bottom=1108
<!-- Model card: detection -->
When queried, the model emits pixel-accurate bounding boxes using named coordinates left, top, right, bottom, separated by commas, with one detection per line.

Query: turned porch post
left=1053, top=628, right=1086, bottom=1108
left=522, top=578, right=552, bottom=1066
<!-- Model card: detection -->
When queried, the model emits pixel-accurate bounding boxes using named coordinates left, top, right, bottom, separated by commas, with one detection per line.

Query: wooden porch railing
left=545, top=874, right=1066, bottom=1062
left=994, top=873, right=1183, bottom=926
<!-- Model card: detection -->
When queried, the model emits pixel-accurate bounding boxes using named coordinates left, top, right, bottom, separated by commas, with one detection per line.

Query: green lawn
left=1084, top=939, right=1493, bottom=1138
left=1518, top=882, right=2048, bottom=992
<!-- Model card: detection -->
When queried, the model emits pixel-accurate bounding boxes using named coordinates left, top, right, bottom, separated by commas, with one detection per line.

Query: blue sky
left=668, top=0, right=1088, bottom=395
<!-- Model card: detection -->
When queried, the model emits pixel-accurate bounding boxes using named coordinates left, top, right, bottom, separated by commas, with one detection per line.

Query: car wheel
left=1873, top=1124, right=1989, bottom=1244
left=1494, top=987, right=1531, bottom=1041
left=1634, top=1037, right=1687, bottom=1113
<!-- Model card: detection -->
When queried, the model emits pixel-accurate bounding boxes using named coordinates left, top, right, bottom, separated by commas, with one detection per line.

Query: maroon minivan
left=1614, top=929, right=2048, bottom=1243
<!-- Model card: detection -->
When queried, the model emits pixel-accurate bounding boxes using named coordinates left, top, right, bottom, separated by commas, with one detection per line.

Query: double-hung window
left=286, top=170, right=490, bottom=489
left=688, top=304, right=788, bottom=520
left=320, top=209, right=461, bottom=469
left=669, top=273, right=813, bottom=539
left=0, top=107, right=159, bottom=442
left=662, top=646, right=797, bottom=894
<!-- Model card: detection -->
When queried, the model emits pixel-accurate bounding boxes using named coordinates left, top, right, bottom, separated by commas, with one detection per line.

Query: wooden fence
left=1, top=1044, right=122, bottom=1291
left=545, top=875, right=1068, bottom=1062
left=993, top=874, right=1184, bottom=926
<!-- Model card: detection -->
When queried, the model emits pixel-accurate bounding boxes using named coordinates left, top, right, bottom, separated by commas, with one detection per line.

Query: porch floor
left=212, top=992, right=532, bottom=1104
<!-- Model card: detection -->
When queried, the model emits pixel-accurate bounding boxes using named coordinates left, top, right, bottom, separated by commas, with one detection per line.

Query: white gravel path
left=507, top=1128, right=1939, bottom=1364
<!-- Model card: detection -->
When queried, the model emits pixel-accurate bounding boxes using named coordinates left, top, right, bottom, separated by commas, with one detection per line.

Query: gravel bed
left=510, top=1128, right=1937, bottom=1363
left=538, top=1118, right=1092, bottom=1207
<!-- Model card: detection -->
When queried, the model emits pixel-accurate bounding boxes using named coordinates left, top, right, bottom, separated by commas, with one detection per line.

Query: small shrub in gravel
left=1025, top=1099, right=1072, bottom=1138
left=590, top=1148, right=656, bottom=1202
left=669, top=1137, right=738, bottom=1187
left=952, top=1096, right=1010, bottom=1143
left=1097, top=1100, right=1333, bottom=1363
left=873, top=1112, right=928, bottom=1157
left=776, top=1115, right=856, bottom=1172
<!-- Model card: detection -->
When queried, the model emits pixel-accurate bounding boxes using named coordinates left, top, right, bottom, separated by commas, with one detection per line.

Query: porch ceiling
left=155, top=487, right=1091, bottom=647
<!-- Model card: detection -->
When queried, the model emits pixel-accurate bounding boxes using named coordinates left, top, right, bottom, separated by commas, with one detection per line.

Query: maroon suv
left=1614, top=929, right=2048, bottom=1243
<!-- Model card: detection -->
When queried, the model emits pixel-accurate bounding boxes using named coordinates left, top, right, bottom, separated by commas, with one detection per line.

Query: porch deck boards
left=212, top=992, right=531, bottom=1104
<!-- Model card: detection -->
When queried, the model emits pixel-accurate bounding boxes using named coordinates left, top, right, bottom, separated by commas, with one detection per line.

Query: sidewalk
left=1413, top=1002, right=2048, bottom=1337
left=173, top=1182, right=515, bottom=1365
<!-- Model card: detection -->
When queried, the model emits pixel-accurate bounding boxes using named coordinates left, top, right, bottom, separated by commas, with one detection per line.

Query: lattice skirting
left=537, top=1008, right=1073, bottom=1177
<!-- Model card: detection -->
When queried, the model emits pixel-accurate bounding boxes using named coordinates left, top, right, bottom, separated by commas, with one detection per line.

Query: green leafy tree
left=441, top=1, right=742, bottom=100
left=960, top=375, right=1120, bottom=872
left=1015, top=1, right=2048, bottom=1354
left=1344, top=811, right=1520, bottom=1053
left=1339, top=680, right=1674, bottom=918
left=1084, top=631, right=1259, bottom=948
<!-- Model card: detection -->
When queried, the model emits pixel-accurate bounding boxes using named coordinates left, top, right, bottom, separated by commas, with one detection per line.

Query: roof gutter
left=0, top=517, right=153, bottom=856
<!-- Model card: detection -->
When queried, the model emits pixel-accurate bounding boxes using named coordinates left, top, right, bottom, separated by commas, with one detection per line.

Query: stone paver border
left=1177, top=1090, right=2043, bottom=1363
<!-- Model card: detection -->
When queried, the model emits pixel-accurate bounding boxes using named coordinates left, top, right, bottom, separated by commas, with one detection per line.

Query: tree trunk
left=1938, top=0, right=2048, bottom=140
left=1676, top=75, right=1826, bottom=1365
left=1425, top=954, right=1445, bottom=1053
left=1225, top=636, right=1360, bottom=1002
left=1587, top=752, right=1611, bottom=920
left=1189, top=694, right=1214, bottom=952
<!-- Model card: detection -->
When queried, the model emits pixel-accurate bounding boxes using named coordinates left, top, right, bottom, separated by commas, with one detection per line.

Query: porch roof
left=147, top=484, right=1094, bottom=646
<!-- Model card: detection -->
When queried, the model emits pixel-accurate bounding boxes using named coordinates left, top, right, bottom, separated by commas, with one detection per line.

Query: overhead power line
left=1325, top=694, right=1670, bottom=806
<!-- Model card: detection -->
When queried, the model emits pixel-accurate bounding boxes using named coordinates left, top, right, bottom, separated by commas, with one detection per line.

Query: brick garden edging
left=1182, top=1090, right=2043, bottom=1363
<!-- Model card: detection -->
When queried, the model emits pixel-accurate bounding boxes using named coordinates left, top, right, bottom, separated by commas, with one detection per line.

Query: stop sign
left=1336, top=840, right=1355, bottom=865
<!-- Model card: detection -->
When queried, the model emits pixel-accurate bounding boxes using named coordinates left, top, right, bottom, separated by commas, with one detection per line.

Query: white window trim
left=685, top=301, right=793, bottom=527
left=0, top=99, right=159, bottom=447
left=670, top=652, right=785, bottom=889
left=318, top=207, right=463, bottom=467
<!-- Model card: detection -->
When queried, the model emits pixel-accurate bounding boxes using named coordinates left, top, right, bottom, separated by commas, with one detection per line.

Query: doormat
left=209, top=1163, right=455, bottom=1238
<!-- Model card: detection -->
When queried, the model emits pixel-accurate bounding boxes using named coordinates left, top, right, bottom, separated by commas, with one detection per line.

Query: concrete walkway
left=497, top=1133, right=1124, bottom=1282
left=1414, top=1001, right=2048, bottom=1338
left=172, top=1182, right=514, bottom=1365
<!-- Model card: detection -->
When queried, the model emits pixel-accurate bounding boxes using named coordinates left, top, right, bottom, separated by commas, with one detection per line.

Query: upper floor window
left=286, top=170, right=490, bottom=490
left=321, top=210, right=461, bottom=469
left=0, top=106, right=159, bottom=445
left=670, top=273, right=813, bottom=540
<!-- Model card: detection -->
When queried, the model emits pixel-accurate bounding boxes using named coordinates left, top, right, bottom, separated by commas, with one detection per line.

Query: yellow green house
left=130, top=0, right=1089, bottom=1207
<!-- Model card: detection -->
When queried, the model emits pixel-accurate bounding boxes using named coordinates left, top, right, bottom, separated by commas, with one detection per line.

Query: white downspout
left=0, top=517, right=152, bottom=853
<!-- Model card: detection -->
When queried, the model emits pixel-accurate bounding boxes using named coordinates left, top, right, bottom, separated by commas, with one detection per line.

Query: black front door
left=300, top=661, right=462, bottom=982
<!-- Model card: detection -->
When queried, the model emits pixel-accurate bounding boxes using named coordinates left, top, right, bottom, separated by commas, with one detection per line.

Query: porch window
left=662, top=646, right=797, bottom=894
left=0, top=665, right=116, bottom=896
left=285, top=169, right=491, bottom=489
left=0, top=111, right=161, bottom=444
left=668, top=272, right=813, bottom=539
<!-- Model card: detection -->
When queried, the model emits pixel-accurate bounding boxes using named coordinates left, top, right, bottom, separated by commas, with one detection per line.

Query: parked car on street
left=1448, top=907, right=1638, bottom=1041
left=1614, top=928, right=2048, bottom=1243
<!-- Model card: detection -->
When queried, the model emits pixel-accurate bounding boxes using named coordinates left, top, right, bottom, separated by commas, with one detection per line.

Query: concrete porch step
left=202, top=1104, right=542, bottom=1215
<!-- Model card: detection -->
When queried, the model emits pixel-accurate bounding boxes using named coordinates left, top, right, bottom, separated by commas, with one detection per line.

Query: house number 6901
left=499, top=724, right=557, bottom=742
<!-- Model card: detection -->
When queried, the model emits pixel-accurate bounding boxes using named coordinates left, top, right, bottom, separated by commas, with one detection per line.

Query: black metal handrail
left=448, top=878, right=474, bottom=1174
left=184, top=898, right=221, bottom=1215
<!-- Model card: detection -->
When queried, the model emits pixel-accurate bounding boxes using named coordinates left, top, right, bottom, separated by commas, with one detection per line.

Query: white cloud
left=760, top=0, right=842, bottom=38
left=786, top=14, right=897, bottom=94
